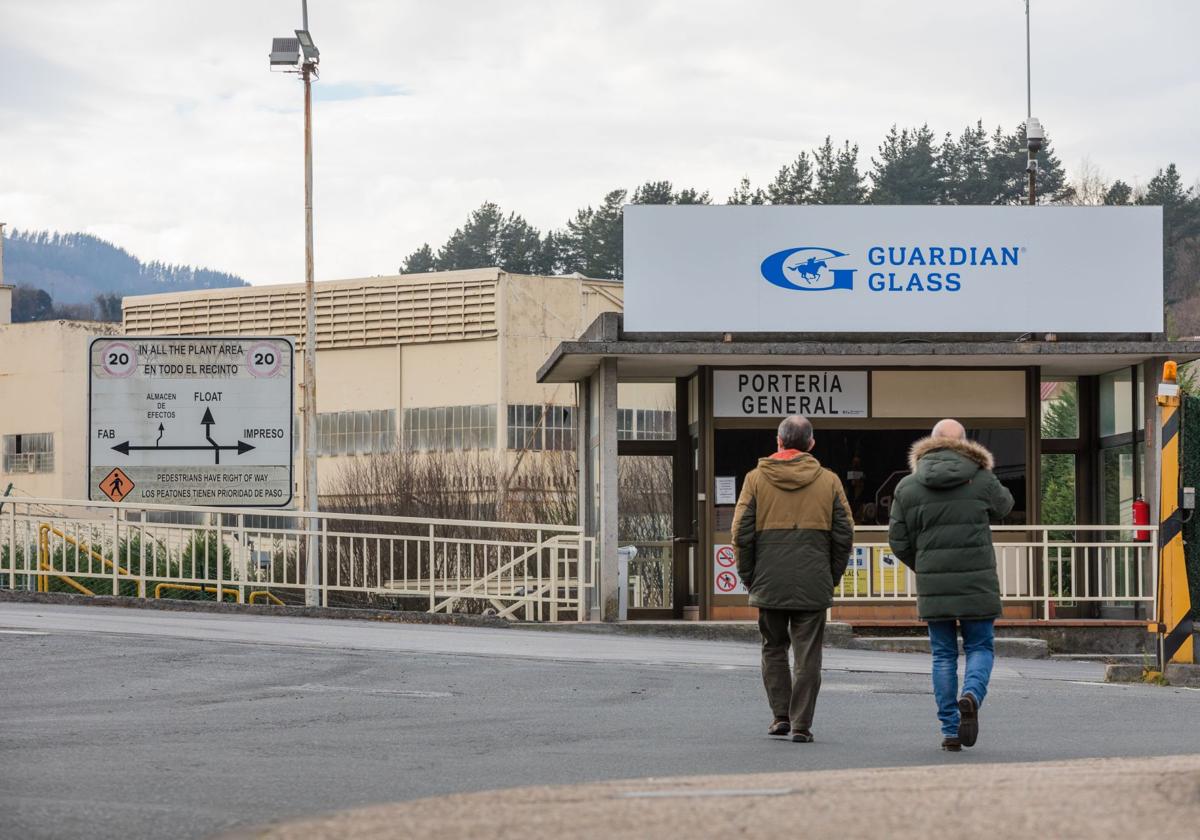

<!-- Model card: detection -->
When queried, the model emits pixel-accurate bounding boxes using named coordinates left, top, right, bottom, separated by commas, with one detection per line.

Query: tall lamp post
left=1024, top=0, right=1044, bottom=205
left=270, top=2, right=321, bottom=606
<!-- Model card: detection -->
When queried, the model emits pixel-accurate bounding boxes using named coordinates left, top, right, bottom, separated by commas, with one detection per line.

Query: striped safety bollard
left=1155, top=361, right=1193, bottom=668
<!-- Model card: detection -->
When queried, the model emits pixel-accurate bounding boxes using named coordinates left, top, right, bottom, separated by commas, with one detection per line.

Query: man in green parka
left=888, top=419, right=1014, bottom=752
left=732, top=415, right=854, bottom=743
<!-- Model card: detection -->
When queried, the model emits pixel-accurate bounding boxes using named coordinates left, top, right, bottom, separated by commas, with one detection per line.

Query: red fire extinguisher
left=1133, top=496, right=1150, bottom=542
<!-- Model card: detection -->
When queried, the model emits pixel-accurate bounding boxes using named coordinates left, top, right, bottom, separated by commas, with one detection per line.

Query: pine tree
left=435, top=203, right=505, bottom=269
left=494, top=213, right=544, bottom=275
left=727, top=176, right=766, bottom=205
left=766, top=153, right=815, bottom=204
left=1139, top=164, right=1200, bottom=307
left=869, top=125, right=940, bottom=204
left=560, top=189, right=627, bottom=279
left=1103, top=180, right=1133, bottom=206
left=813, top=137, right=866, bottom=204
left=673, top=187, right=712, bottom=205
left=401, top=243, right=436, bottom=273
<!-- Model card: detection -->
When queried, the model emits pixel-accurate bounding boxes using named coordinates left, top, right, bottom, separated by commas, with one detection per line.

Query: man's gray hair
left=778, top=415, right=813, bottom=451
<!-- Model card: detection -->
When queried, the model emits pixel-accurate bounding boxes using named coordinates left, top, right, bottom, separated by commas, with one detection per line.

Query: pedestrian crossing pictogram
left=99, top=467, right=134, bottom=502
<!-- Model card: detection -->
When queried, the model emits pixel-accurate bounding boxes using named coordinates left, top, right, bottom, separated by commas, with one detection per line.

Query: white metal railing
left=838, top=525, right=1159, bottom=620
left=0, top=498, right=593, bottom=622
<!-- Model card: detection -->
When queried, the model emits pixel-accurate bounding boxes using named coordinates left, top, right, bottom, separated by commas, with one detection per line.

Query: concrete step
left=519, top=619, right=857, bottom=648
left=850, top=635, right=1050, bottom=660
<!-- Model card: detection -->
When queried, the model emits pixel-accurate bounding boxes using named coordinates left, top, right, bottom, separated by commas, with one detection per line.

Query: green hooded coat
left=731, top=452, right=854, bottom=611
left=887, top=436, right=1014, bottom=621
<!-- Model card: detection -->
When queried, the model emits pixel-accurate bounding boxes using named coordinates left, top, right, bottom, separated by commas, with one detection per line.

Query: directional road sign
left=88, top=337, right=295, bottom=507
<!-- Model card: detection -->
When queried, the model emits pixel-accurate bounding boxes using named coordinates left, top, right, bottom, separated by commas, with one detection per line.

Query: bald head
left=777, top=415, right=814, bottom=452
left=931, top=418, right=967, bottom=441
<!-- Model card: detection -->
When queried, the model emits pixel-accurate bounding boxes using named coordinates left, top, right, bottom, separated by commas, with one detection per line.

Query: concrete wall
left=872, top=370, right=1026, bottom=418
left=401, top=340, right=498, bottom=407
left=0, top=320, right=119, bottom=499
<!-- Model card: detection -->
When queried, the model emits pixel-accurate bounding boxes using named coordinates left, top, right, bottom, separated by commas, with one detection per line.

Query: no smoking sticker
left=712, top=543, right=747, bottom=595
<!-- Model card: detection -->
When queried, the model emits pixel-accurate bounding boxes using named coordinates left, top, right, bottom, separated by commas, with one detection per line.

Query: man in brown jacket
left=731, top=415, right=854, bottom=742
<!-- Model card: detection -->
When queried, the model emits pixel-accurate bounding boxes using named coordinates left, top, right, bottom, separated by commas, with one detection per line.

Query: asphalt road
left=2, top=603, right=1199, bottom=840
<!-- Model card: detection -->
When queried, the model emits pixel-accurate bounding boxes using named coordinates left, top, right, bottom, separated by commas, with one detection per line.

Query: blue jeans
left=928, top=619, right=995, bottom=737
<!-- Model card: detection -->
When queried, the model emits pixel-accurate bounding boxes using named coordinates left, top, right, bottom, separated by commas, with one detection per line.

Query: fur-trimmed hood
left=908, top=436, right=995, bottom=472
left=908, top=437, right=995, bottom=490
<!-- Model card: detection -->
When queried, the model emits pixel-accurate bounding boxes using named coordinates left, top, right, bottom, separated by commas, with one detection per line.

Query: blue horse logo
left=761, top=247, right=855, bottom=292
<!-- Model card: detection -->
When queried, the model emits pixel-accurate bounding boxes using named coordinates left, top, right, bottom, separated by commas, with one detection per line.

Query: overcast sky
left=2, top=0, right=1198, bottom=286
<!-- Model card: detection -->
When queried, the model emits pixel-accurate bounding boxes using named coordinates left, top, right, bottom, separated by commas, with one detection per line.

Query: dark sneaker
left=957, top=693, right=979, bottom=748
left=790, top=730, right=814, bottom=743
left=941, top=736, right=962, bottom=752
left=768, top=719, right=790, bottom=737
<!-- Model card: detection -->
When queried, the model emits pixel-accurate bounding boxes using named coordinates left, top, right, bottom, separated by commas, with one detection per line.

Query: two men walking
left=732, top=415, right=1012, bottom=750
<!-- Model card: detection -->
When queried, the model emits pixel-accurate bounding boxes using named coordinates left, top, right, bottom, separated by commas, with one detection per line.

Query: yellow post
left=1155, top=361, right=1193, bottom=666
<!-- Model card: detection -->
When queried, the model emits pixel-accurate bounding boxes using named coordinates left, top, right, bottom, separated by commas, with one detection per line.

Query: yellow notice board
left=838, top=547, right=910, bottom=597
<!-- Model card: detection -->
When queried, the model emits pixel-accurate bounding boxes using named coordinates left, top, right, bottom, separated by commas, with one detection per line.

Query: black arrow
left=201, top=408, right=219, bottom=462
left=112, top=441, right=255, bottom=456
left=155, top=423, right=164, bottom=446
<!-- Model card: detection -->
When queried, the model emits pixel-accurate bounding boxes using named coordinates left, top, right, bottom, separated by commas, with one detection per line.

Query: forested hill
left=3, top=229, right=248, bottom=318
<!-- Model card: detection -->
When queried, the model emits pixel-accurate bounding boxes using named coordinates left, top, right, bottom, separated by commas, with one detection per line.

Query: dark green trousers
left=758, top=608, right=825, bottom=730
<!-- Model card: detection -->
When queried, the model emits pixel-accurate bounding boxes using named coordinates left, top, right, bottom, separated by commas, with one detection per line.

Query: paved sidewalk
left=237, top=754, right=1200, bottom=840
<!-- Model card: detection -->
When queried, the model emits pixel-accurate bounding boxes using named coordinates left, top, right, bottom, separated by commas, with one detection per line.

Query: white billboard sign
left=88, top=336, right=295, bottom=507
left=624, top=205, right=1163, bottom=333
left=714, top=370, right=867, bottom=417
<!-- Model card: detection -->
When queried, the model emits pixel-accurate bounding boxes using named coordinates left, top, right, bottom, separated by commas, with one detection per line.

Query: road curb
left=1165, top=664, right=1200, bottom=687
left=850, top=635, right=1050, bottom=659
left=514, top=619, right=857, bottom=647
left=1104, top=663, right=1149, bottom=683
left=0, top=589, right=514, bottom=630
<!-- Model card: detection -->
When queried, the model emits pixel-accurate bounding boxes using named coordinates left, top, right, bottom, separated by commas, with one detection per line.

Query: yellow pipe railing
left=37, top=524, right=283, bottom=606
left=153, top=582, right=239, bottom=602
left=37, top=524, right=133, bottom=594
left=153, top=582, right=284, bottom=606
left=249, top=590, right=285, bottom=606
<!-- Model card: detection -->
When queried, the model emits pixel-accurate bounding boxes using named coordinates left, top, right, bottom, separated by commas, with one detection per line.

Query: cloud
left=312, top=81, right=410, bottom=102
left=1, top=0, right=1198, bottom=287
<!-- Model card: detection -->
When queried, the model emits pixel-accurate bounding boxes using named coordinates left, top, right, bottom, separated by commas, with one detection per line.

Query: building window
left=508, top=404, right=543, bottom=450
left=3, top=433, right=54, bottom=473
left=316, top=410, right=396, bottom=456
left=617, top=409, right=675, bottom=441
left=635, top=409, right=674, bottom=441
left=617, top=409, right=634, bottom=441
left=507, top=404, right=577, bottom=451
left=544, top=406, right=576, bottom=452
left=404, top=404, right=496, bottom=451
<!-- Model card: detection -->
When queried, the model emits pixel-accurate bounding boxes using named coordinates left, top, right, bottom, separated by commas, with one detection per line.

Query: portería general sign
left=713, top=370, right=868, bottom=418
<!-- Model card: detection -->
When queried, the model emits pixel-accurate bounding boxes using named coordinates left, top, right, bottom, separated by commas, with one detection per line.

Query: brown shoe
left=942, top=737, right=962, bottom=752
left=768, top=718, right=790, bottom=737
left=790, top=730, right=814, bottom=743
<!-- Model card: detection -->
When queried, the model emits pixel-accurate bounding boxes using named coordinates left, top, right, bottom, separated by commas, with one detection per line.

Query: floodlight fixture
left=295, top=29, right=320, bottom=63
left=269, top=37, right=301, bottom=67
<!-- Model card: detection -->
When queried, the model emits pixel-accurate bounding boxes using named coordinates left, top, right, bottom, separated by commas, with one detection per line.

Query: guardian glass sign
left=623, top=205, right=1163, bottom=333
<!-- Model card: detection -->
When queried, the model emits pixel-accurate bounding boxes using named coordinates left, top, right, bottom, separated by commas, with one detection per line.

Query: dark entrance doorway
left=712, top=426, right=1027, bottom=528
